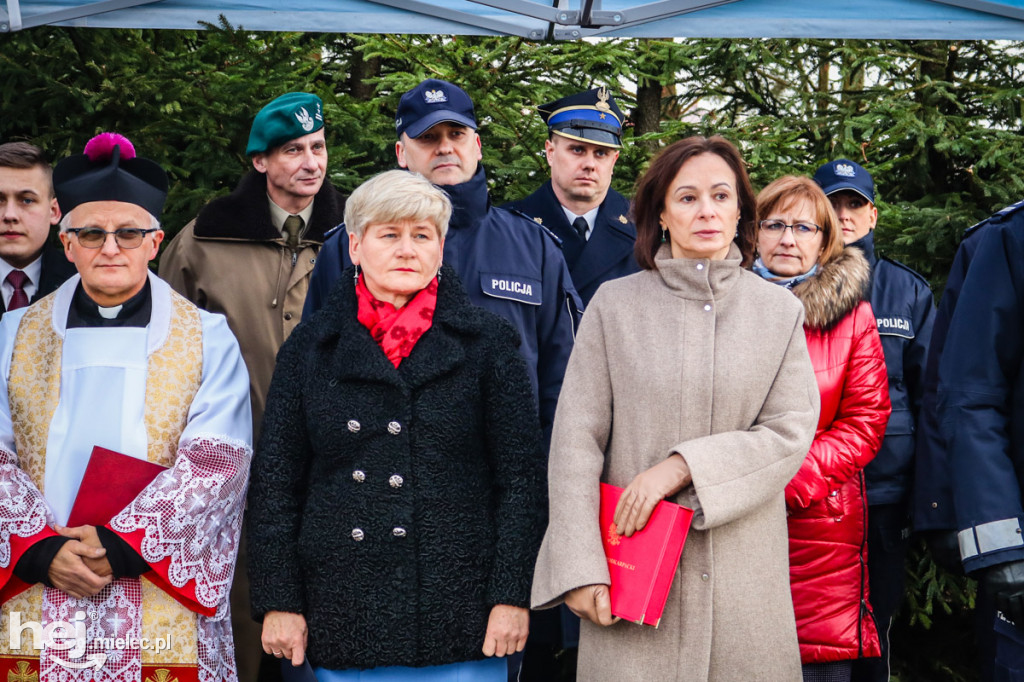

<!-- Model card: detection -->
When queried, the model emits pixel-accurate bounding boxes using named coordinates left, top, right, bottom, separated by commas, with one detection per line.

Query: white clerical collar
left=560, top=205, right=600, bottom=241
left=97, top=304, right=122, bottom=319
left=268, top=196, right=315, bottom=233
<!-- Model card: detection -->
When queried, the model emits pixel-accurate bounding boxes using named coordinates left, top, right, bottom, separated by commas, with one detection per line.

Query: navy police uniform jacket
left=914, top=215, right=994, bottom=532
left=938, top=202, right=1024, bottom=572
left=849, top=231, right=935, bottom=507
left=304, top=167, right=582, bottom=444
left=504, top=181, right=639, bottom=306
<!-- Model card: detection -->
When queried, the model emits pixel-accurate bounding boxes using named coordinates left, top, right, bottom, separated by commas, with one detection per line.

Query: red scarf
left=355, top=274, right=438, bottom=367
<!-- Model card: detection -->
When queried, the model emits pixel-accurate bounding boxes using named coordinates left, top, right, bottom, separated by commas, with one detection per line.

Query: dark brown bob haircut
left=632, top=135, right=757, bottom=270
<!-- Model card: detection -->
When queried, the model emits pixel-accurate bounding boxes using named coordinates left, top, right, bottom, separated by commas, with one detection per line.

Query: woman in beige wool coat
left=531, top=136, right=821, bottom=682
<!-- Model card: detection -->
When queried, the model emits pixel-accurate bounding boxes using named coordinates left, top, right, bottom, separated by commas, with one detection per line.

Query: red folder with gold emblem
left=66, top=446, right=168, bottom=527
left=600, top=482, right=694, bottom=627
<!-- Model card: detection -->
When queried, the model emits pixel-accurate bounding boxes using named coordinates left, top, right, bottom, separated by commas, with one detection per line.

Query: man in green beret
left=159, top=91, right=347, bottom=682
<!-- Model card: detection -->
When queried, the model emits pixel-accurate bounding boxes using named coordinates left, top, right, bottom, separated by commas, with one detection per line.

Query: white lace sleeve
left=110, top=436, right=251, bottom=609
left=0, top=446, right=54, bottom=569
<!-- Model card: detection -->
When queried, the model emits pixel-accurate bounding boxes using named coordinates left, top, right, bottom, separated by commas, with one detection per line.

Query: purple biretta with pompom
left=53, top=132, right=167, bottom=217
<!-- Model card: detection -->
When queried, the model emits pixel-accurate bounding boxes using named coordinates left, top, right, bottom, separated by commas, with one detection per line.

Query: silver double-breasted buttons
left=347, top=420, right=361, bottom=433
left=351, top=528, right=365, bottom=541
left=352, top=470, right=366, bottom=483
left=389, top=474, right=404, bottom=488
left=387, top=421, right=402, bottom=435
left=393, top=527, right=407, bottom=538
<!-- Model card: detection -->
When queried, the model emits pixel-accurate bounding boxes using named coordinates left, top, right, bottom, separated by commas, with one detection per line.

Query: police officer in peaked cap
left=506, top=87, right=639, bottom=307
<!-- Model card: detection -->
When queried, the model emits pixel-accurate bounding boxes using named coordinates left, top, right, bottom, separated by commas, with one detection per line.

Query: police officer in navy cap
left=305, top=77, right=581, bottom=458
left=813, top=158, right=935, bottom=682
left=506, top=87, right=639, bottom=306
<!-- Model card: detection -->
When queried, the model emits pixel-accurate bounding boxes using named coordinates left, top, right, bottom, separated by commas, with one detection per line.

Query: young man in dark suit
left=0, top=142, right=75, bottom=315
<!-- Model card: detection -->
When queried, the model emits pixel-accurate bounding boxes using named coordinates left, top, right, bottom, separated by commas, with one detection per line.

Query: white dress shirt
left=561, top=206, right=600, bottom=241
left=0, top=254, right=43, bottom=310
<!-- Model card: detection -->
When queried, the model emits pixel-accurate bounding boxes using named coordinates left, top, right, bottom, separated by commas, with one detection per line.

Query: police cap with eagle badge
left=538, top=87, right=625, bottom=149
left=813, top=158, right=875, bottom=204
left=246, top=92, right=325, bottom=155
left=396, top=79, right=478, bottom=140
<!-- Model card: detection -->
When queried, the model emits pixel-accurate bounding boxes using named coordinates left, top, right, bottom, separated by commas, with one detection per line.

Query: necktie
left=283, top=215, right=304, bottom=249
left=5, top=270, right=29, bottom=311
left=572, top=216, right=589, bottom=241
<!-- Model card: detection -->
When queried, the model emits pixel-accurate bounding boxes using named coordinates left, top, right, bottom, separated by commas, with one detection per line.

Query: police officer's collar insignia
left=295, top=107, right=315, bottom=132
left=618, top=214, right=628, bottom=224
left=533, top=217, right=544, bottom=225
left=834, top=163, right=856, bottom=178
left=424, top=89, right=448, bottom=104
left=596, top=87, right=612, bottom=112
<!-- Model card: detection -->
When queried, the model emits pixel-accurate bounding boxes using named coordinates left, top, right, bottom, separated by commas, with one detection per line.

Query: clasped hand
left=49, top=524, right=112, bottom=599
left=613, top=454, right=691, bottom=537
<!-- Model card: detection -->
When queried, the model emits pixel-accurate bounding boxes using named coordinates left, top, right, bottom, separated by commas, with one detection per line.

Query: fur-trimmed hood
left=791, top=246, right=871, bottom=330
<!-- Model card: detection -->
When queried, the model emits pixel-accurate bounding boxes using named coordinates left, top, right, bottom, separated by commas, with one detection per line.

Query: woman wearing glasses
left=753, top=176, right=890, bottom=682
left=532, top=137, right=820, bottom=680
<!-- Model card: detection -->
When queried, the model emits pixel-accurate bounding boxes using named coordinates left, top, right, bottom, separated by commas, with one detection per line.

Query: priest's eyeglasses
left=758, top=220, right=821, bottom=242
left=66, top=227, right=159, bottom=249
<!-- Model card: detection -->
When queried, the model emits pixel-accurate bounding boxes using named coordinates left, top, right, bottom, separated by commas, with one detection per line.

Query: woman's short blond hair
left=345, top=170, right=452, bottom=241
left=756, top=175, right=845, bottom=267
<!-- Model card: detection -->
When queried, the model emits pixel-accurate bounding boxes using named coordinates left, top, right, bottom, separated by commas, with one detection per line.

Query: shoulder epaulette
left=323, top=222, right=346, bottom=240
left=991, top=198, right=1024, bottom=221
left=878, top=256, right=930, bottom=285
left=955, top=200, right=1024, bottom=243
left=503, top=207, right=565, bottom=248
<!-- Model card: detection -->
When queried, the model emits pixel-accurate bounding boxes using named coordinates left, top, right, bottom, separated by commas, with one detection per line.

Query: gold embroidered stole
left=0, top=290, right=206, bottom=670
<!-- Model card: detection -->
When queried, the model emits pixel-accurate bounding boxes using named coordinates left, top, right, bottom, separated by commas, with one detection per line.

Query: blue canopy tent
left=3, top=0, right=1024, bottom=38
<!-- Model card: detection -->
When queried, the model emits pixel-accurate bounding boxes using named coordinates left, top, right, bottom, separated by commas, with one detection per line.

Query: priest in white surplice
left=0, top=133, right=252, bottom=682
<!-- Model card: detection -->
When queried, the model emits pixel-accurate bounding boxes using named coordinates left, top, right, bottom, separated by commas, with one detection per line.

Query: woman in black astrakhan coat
left=247, top=170, right=546, bottom=682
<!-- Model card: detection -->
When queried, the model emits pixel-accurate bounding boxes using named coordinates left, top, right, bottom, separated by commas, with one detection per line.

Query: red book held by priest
left=66, top=445, right=168, bottom=527
left=600, top=482, right=694, bottom=627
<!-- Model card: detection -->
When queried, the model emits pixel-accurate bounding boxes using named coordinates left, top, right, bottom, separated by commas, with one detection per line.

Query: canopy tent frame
left=4, top=0, right=1024, bottom=37
left=1, top=0, right=744, bottom=36
left=934, top=0, right=1024, bottom=20
left=2, top=0, right=159, bottom=31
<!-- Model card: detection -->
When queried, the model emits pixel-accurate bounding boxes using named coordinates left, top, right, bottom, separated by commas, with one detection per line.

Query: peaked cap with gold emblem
left=538, top=87, right=624, bottom=149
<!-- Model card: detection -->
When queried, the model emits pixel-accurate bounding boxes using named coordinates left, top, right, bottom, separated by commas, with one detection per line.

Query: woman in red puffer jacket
left=753, top=176, right=890, bottom=682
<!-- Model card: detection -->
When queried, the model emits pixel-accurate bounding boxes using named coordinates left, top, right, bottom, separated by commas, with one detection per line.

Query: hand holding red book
left=600, top=482, right=694, bottom=627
